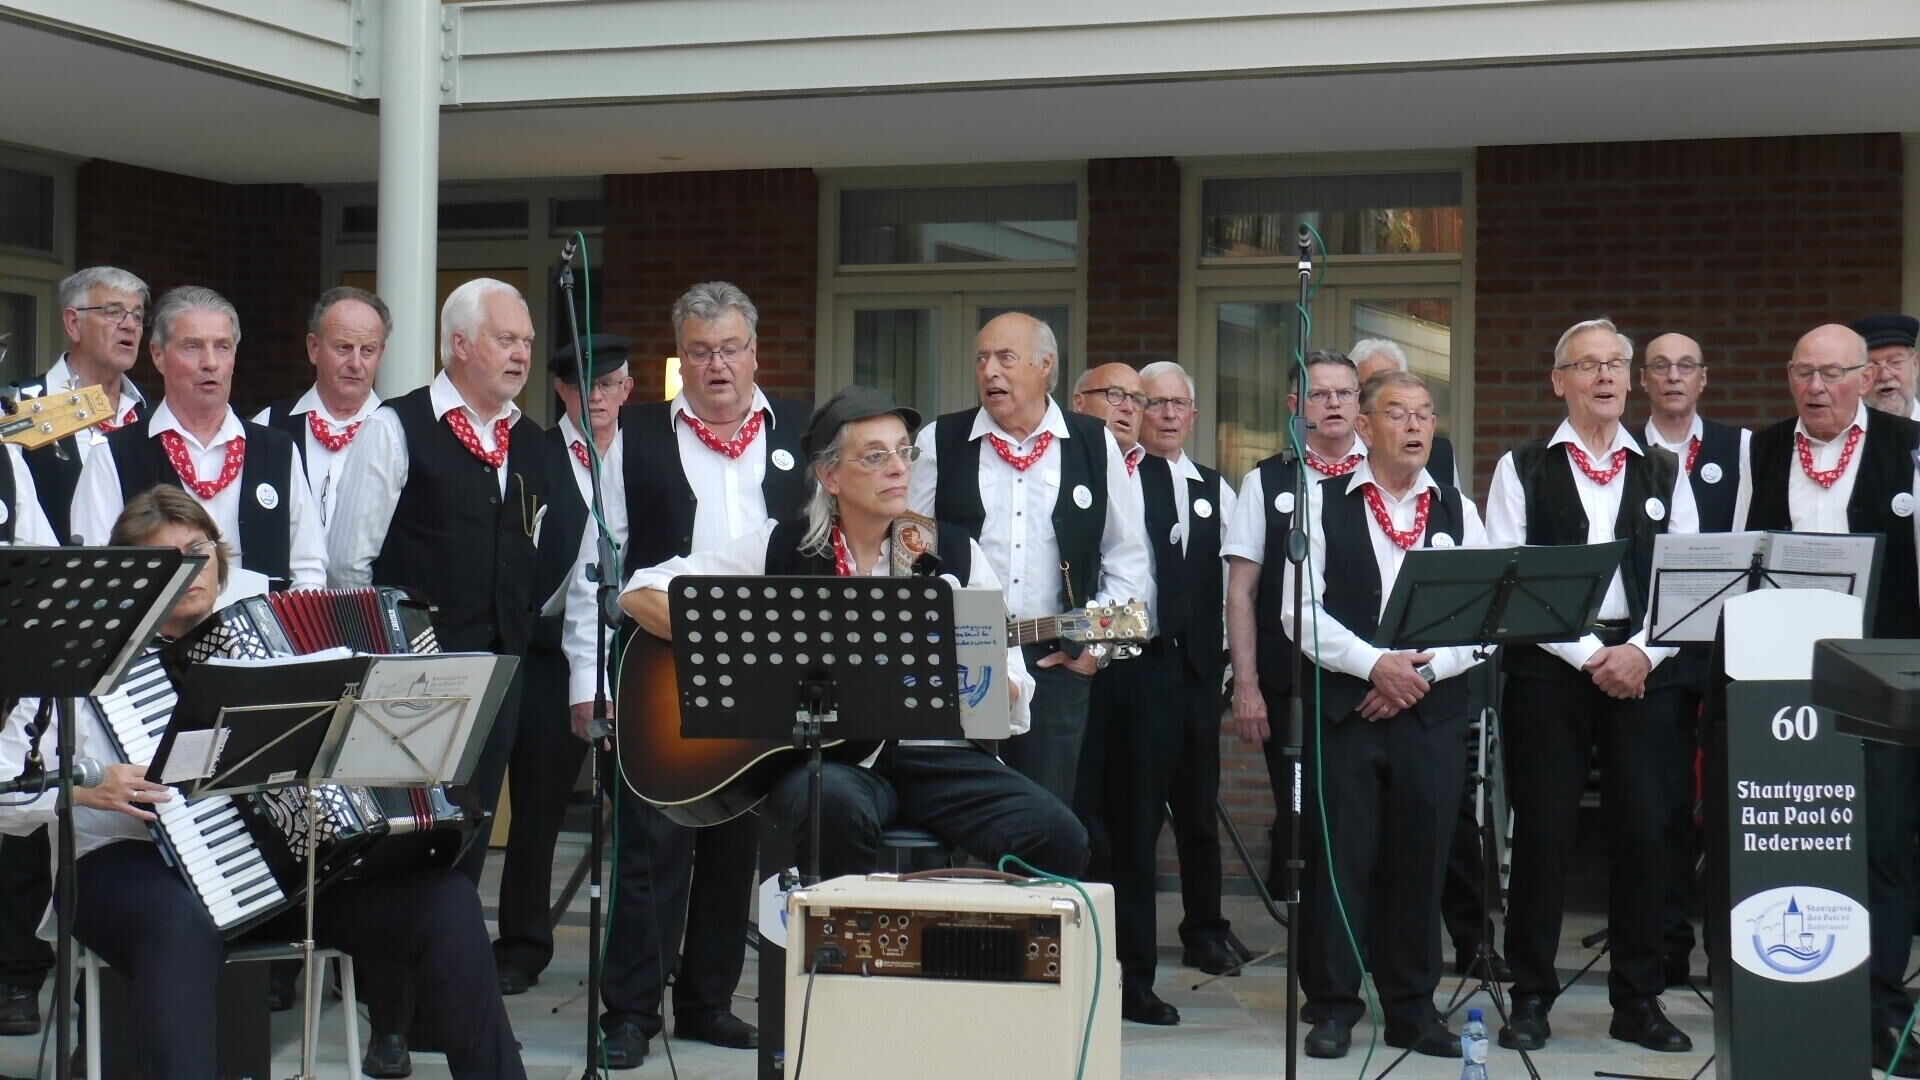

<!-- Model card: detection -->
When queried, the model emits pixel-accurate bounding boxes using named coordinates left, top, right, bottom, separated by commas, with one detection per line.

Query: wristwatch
left=1086, top=643, right=1112, bottom=670
left=1415, top=662, right=1437, bottom=685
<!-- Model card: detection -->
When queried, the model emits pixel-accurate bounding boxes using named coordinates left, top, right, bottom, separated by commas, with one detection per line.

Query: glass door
left=1199, top=288, right=1334, bottom=485
left=830, top=291, right=1077, bottom=421
left=1335, top=287, right=1459, bottom=439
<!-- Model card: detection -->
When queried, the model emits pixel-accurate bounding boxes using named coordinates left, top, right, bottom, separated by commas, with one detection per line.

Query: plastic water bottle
left=1460, top=1008, right=1490, bottom=1079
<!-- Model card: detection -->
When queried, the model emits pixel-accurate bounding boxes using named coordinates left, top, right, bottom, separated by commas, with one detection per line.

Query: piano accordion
left=102, top=587, right=482, bottom=937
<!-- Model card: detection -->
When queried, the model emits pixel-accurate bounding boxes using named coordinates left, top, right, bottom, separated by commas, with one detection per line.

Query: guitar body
left=614, top=632, right=881, bottom=827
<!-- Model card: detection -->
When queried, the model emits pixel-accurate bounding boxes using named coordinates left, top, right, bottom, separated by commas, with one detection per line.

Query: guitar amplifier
left=785, top=874, right=1119, bottom=1080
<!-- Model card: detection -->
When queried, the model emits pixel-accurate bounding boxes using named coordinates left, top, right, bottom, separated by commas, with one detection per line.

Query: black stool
left=878, top=827, right=952, bottom=873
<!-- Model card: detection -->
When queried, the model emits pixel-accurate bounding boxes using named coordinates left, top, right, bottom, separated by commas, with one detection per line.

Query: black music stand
left=0, top=544, right=202, bottom=1080
left=1373, top=540, right=1627, bottom=1080
left=151, top=651, right=515, bottom=1080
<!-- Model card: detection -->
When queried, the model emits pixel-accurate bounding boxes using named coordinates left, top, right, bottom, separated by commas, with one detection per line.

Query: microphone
left=559, top=236, right=578, bottom=269
left=0, top=758, right=103, bottom=795
left=1296, top=225, right=1312, bottom=261
left=910, top=551, right=941, bottom=578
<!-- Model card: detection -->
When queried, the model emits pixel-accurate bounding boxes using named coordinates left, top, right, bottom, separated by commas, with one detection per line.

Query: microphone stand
left=557, top=237, right=614, bottom=1080
left=1277, top=224, right=1315, bottom=1080
left=54, top=696, right=77, bottom=1080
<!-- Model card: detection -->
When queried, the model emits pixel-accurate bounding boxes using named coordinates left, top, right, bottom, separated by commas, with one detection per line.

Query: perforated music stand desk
left=1376, top=540, right=1628, bottom=652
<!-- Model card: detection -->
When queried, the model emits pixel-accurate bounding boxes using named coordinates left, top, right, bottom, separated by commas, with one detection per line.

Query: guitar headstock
left=1056, top=598, right=1149, bottom=644
left=1, top=385, right=115, bottom=450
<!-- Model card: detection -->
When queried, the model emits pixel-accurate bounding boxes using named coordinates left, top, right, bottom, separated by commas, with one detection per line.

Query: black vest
left=106, top=413, right=294, bottom=582
left=931, top=406, right=1109, bottom=614
left=16, top=372, right=147, bottom=545
left=1137, top=454, right=1186, bottom=639
left=1679, top=419, right=1743, bottom=534
left=1179, top=459, right=1228, bottom=687
left=261, top=396, right=313, bottom=470
left=1504, top=437, right=1679, bottom=682
left=529, top=424, right=596, bottom=653
left=763, top=517, right=973, bottom=583
left=0, top=449, right=15, bottom=543
left=1316, top=475, right=1470, bottom=727
left=1745, top=408, right=1920, bottom=638
left=1428, top=436, right=1457, bottom=489
left=618, top=398, right=811, bottom=577
left=369, top=386, right=548, bottom=656
left=1253, top=453, right=1301, bottom=697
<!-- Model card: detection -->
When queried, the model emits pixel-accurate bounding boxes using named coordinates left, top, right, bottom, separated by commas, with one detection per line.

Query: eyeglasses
left=1644, top=360, right=1703, bottom=377
left=1144, top=396, right=1194, bottom=414
left=1371, top=406, right=1435, bottom=426
left=74, top=304, right=145, bottom=327
left=1787, top=362, right=1867, bottom=385
left=174, top=538, right=219, bottom=558
left=1556, top=359, right=1630, bottom=376
left=586, top=374, right=632, bottom=398
left=841, top=445, right=922, bottom=471
left=1081, top=386, right=1147, bottom=409
left=684, top=344, right=750, bottom=366
left=1304, top=388, right=1358, bottom=405
left=1868, top=351, right=1917, bottom=372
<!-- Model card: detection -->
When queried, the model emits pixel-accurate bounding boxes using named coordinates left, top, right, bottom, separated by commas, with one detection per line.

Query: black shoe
left=361, top=1033, right=412, bottom=1079
left=1303, top=1019, right=1352, bottom=1059
left=1498, top=993, right=1551, bottom=1050
left=0, top=984, right=38, bottom=1036
left=1385, top=1020, right=1463, bottom=1058
left=1453, top=946, right=1513, bottom=983
left=498, top=963, right=536, bottom=996
left=1874, top=1026, right=1920, bottom=1078
left=601, top=1022, right=649, bottom=1070
left=1181, top=937, right=1240, bottom=976
left=1609, top=998, right=1692, bottom=1053
left=1224, top=930, right=1256, bottom=964
left=675, top=1010, right=757, bottom=1048
left=1120, top=985, right=1180, bottom=1025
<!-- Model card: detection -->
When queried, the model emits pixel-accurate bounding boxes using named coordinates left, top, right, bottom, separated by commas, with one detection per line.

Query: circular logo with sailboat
left=1729, top=885, right=1869, bottom=982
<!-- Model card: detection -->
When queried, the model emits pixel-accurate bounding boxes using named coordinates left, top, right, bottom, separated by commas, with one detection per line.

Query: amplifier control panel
left=798, top=904, right=1065, bottom=983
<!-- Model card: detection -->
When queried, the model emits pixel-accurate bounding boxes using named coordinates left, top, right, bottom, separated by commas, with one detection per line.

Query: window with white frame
left=0, top=147, right=77, bottom=388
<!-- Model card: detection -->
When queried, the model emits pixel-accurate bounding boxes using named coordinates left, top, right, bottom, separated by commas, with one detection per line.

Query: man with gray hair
left=1350, top=338, right=1460, bottom=487
left=71, top=285, right=326, bottom=588
left=254, top=286, right=391, bottom=532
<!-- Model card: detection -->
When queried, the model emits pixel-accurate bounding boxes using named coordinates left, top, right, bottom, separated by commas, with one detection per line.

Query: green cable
left=1891, top=997, right=1920, bottom=1075
left=997, top=853, right=1101, bottom=1080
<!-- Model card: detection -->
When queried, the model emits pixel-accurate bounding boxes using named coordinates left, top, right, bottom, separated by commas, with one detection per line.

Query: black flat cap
left=1849, top=315, right=1918, bottom=351
left=552, top=333, right=632, bottom=383
left=802, top=385, right=921, bottom=459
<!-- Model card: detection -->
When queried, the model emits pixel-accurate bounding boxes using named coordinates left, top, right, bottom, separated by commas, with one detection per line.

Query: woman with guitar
left=619, top=385, right=1090, bottom=880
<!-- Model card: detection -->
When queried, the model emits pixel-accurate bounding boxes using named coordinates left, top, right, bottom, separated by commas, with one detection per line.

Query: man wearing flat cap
left=493, top=333, right=633, bottom=996
left=1852, top=314, right=1919, bottom=420
left=619, top=385, right=1087, bottom=880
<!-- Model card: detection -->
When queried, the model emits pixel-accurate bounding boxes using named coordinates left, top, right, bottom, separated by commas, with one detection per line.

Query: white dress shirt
left=0, top=695, right=150, bottom=859
left=327, top=371, right=523, bottom=589
left=564, top=388, right=781, bottom=705
left=70, top=402, right=327, bottom=589
left=557, top=412, right=617, bottom=508
left=1485, top=419, right=1684, bottom=670
left=41, top=354, right=146, bottom=461
left=251, top=386, right=382, bottom=531
left=1281, top=461, right=1488, bottom=683
left=1221, top=441, right=1370, bottom=566
left=1643, top=413, right=1753, bottom=533
left=623, top=523, right=1033, bottom=739
left=1731, top=402, right=1920, bottom=554
left=906, top=400, right=1153, bottom=624
left=3, top=445, right=58, bottom=546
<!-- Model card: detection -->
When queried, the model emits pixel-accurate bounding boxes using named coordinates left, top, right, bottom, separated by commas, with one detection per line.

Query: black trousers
left=0, top=826, right=51, bottom=991
left=1865, top=741, right=1920, bottom=1032
left=73, top=839, right=523, bottom=1079
left=494, top=644, right=587, bottom=977
left=1297, top=704, right=1467, bottom=1029
left=1166, top=654, right=1231, bottom=946
left=1500, top=668, right=1693, bottom=1006
left=764, top=743, right=1088, bottom=882
left=1075, top=642, right=1186, bottom=989
left=1258, top=680, right=1299, bottom=899
left=999, top=647, right=1093, bottom=805
left=600, top=788, right=756, bottom=1037
left=1441, top=774, right=1490, bottom=951
left=1663, top=686, right=1704, bottom=966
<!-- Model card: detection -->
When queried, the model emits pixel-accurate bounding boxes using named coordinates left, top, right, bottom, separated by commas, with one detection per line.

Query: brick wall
left=1472, top=134, right=1905, bottom=491
left=598, top=169, right=819, bottom=405
left=74, top=160, right=322, bottom=412
left=1085, top=157, right=1181, bottom=371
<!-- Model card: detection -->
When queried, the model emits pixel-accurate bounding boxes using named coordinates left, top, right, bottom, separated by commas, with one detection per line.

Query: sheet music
left=1650, top=531, right=1879, bottom=644
left=1763, top=532, right=1875, bottom=595
left=327, top=653, right=501, bottom=786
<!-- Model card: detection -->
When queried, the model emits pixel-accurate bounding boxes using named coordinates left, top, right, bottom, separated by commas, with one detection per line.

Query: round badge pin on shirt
left=1431, top=533, right=1455, bottom=549
left=1701, top=462, right=1723, bottom=485
left=0, top=500, right=9, bottom=526
left=1644, top=497, right=1665, bottom=522
left=1894, top=492, right=1916, bottom=519
left=1072, top=484, right=1093, bottom=510
left=1194, top=498, right=1213, bottom=519
left=771, top=448, right=795, bottom=471
left=256, top=483, right=279, bottom=510
left=1275, top=491, right=1295, bottom=515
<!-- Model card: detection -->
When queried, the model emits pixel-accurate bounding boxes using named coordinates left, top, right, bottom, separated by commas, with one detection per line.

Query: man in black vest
left=70, top=286, right=325, bottom=589
left=493, top=333, right=631, bottom=995
left=1067, top=360, right=1189, bottom=1025
left=1138, top=360, right=1245, bottom=981
left=1286, top=370, right=1487, bottom=1060
left=1732, top=323, right=1920, bottom=1076
left=1852, top=314, right=1919, bottom=420
left=562, top=282, right=807, bottom=1067
left=326, top=276, right=550, bottom=1076
left=908, top=313, right=1152, bottom=807
left=1639, top=331, right=1749, bottom=987
left=1223, top=349, right=1362, bottom=901
left=252, top=286, right=388, bottom=534
left=1485, top=318, right=1693, bottom=1054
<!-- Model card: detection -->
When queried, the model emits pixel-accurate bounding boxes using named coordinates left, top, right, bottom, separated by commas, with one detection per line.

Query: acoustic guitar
left=616, top=598, right=1149, bottom=826
left=1, top=385, right=115, bottom=450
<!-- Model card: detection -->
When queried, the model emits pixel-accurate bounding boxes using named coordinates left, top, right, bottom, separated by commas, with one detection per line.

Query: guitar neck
left=1008, top=615, right=1066, bottom=646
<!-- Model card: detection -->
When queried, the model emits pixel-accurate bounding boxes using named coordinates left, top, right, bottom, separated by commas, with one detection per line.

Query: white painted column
left=1904, top=133, right=1920, bottom=316
left=374, top=0, right=442, bottom=397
